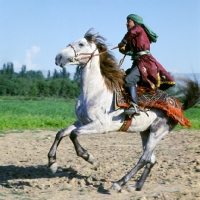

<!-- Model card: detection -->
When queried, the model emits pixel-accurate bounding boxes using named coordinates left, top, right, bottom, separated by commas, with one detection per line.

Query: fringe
left=139, top=99, right=191, bottom=127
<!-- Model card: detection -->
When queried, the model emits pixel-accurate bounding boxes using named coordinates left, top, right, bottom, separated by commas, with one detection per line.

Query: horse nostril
left=55, top=54, right=62, bottom=65
left=58, top=55, right=62, bottom=61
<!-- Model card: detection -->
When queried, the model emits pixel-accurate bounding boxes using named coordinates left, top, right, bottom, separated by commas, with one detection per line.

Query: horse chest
left=75, top=103, right=96, bottom=123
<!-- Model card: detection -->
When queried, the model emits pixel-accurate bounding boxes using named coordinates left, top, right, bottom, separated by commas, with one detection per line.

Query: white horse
left=48, top=29, right=200, bottom=191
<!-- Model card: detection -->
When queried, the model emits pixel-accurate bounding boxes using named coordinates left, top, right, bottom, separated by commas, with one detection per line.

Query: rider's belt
left=131, top=50, right=151, bottom=60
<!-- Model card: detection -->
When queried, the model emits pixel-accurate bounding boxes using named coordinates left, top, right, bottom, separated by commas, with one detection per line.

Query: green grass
left=0, top=97, right=77, bottom=132
left=0, top=97, right=199, bottom=132
left=175, top=107, right=200, bottom=130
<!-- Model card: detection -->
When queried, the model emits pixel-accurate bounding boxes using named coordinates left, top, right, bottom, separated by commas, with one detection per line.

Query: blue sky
left=0, top=0, right=200, bottom=76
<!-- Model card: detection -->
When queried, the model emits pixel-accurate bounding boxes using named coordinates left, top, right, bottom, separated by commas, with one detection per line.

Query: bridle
left=67, top=43, right=124, bottom=68
left=67, top=44, right=99, bottom=64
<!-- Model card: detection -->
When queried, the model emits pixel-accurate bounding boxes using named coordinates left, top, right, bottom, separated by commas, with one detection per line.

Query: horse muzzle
left=55, top=54, right=62, bottom=66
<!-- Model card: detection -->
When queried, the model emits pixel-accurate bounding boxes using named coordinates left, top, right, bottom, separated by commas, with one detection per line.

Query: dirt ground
left=0, top=129, right=200, bottom=200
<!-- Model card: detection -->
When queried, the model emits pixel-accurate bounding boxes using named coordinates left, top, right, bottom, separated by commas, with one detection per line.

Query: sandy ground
left=0, top=129, right=200, bottom=200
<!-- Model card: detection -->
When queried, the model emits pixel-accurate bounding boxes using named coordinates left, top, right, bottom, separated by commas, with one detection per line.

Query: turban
left=127, top=14, right=158, bottom=43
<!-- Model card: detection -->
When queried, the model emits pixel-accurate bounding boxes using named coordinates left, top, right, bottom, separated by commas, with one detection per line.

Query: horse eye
left=79, top=43, right=84, bottom=47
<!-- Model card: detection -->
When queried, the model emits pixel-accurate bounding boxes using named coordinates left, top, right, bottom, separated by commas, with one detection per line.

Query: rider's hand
left=120, top=46, right=126, bottom=51
left=118, top=39, right=127, bottom=48
left=119, top=46, right=126, bottom=54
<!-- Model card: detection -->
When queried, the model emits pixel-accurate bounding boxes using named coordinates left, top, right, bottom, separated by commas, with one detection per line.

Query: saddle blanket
left=115, top=87, right=191, bottom=127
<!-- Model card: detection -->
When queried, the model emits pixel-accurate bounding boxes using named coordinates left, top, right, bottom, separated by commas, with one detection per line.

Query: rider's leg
left=124, top=65, right=141, bottom=115
left=125, top=85, right=140, bottom=115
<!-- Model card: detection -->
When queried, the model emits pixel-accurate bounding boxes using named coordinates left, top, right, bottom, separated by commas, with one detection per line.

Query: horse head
left=55, top=30, right=99, bottom=68
left=55, top=29, right=124, bottom=91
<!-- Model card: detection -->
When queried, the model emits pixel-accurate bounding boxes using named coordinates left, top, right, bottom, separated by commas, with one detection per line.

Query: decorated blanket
left=115, top=87, right=191, bottom=127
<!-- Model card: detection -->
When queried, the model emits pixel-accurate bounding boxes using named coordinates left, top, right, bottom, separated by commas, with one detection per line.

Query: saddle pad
left=115, top=87, right=191, bottom=127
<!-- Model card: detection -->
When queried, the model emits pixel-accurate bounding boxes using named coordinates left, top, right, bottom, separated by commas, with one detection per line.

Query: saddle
left=115, top=86, right=191, bottom=129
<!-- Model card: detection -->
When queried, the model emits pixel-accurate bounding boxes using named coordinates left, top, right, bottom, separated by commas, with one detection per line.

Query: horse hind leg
left=135, top=117, right=176, bottom=190
left=134, top=162, right=155, bottom=191
left=134, top=130, right=157, bottom=191
left=112, top=116, right=175, bottom=191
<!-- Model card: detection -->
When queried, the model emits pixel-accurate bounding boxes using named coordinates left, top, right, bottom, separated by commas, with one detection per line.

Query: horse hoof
left=87, top=153, right=94, bottom=165
left=111, top=183, right=121, bottom=192
left=49, top=162, right=58, bottom=174
left=127, top=184, right=136, bottom=192
left=127, top=184, right=141, bottom=192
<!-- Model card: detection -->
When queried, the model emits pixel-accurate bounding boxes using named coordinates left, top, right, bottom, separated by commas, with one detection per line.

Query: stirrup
left=124, top=103, right=140, bottom=115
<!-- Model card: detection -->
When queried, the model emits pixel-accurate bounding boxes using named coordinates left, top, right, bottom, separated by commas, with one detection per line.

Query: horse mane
left=84, top=29, right=125, bottom=91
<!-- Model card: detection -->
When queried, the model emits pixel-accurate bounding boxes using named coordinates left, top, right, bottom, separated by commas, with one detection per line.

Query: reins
left=67, top=44, right=126, bottom=67
left=67, top=44, right=97, bottom=60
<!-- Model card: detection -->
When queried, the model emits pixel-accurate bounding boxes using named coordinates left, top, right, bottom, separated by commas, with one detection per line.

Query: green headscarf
left=127, top=14, right=158, bottom=43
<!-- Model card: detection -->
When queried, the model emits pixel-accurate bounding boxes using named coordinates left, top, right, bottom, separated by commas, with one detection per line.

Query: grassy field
left=0, top=97, right=77, bottom=132
left=0, top=97, right=199, bottom=132
left=175, top=106, right=200, bottom=130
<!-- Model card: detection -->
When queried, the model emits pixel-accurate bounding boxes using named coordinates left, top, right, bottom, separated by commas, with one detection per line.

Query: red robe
left=122, top=25, right=175, bottom=90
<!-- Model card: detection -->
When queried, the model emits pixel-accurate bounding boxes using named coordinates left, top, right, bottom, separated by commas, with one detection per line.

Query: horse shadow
left=0, top=165, right=110, bottom=194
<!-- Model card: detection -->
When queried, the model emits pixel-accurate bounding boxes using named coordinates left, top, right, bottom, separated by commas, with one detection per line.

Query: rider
left=118, top=14, right=175, bottom=115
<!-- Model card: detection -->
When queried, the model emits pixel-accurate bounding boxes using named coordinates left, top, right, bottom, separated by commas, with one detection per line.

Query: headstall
left=67, top=44, right=123, bottom=67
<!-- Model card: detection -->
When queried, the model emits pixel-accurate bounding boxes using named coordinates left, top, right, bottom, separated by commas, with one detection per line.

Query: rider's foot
left=124, top=105, right=140, bottom=115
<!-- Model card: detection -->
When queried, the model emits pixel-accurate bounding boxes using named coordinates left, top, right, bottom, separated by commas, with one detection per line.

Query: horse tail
left=179, top=76, right=200, bottom=110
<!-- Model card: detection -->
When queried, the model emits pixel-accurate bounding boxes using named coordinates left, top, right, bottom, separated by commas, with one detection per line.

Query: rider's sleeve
left=118, top=38, right=127, bottom=48
left=119, top=26, right=141, bottom=47
left=124, top=26, right=141, bottom=41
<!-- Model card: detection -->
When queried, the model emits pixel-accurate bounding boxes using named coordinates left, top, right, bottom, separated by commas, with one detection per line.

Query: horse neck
left=80, top=56, right=110, bottom=98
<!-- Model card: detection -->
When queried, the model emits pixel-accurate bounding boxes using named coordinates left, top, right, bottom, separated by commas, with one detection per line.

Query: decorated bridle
left=67, top=44, right=98, bottom=64
left=67, top=43, right=124, bottom=67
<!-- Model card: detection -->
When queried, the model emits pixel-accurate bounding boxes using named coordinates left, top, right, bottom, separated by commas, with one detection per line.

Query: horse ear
left=84, top=28, right=99, bottom=42
left=92, top=33, right=99, bottom=40
left=84, top=28, right=94, bottom=37
left=84, top=29, right=106, bottom=43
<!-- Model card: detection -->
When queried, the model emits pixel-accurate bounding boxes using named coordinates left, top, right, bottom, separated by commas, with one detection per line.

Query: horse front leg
left=69, top=121, right=104, bottom=164
left=48, top=121, right=81, bottom=173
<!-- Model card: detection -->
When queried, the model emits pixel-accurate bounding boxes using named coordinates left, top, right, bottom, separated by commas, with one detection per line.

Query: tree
left=73, top=66, right=81, bottom=83
left=1, top=63, right=7, bottom=75
left=29, top=82, right=38, bottom=97
left=37, top=80, right=50, bottom=96
left=50, top=79, right=62, bottom=96
left=36, top=70, right=45, bottom=79
left=61, top=68, right=70, bottom=79
left=53, top=69, right=59, bottom=79
left=0, top=62, right=14, bottom=77
left=0, top=75, right=7, bottom=95
left=17, top=78, right=32, bottom=96
left=6, top=62, right=14, bottom=77
left=0, top=62, right=80, bottom=99
left=47, top=70, right=51, bottom=79
left=19, top=65, right=27, bottom=78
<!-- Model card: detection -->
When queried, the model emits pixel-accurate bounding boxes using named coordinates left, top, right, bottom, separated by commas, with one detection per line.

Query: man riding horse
left=118, top=14, right=175, bottom=115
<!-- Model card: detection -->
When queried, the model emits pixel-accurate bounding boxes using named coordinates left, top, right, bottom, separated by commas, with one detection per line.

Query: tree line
left=0, top=62, right=80, bottom=99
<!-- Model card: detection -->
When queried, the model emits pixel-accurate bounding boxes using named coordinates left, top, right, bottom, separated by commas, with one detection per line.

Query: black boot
left=124, top=85, right=140, bottom=115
